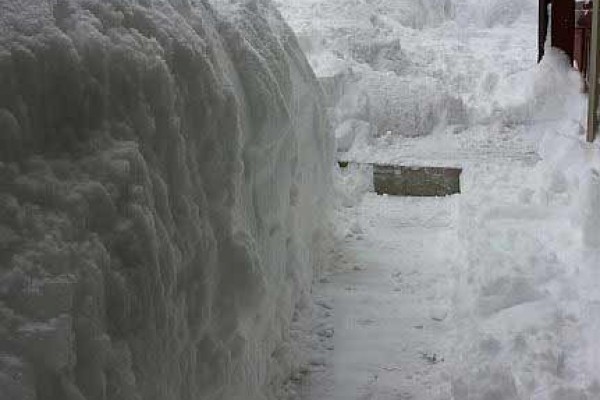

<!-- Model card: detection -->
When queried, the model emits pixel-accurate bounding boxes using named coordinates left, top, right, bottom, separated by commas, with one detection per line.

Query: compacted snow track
left=291, top=194, right=461, bottom=400
left=327, top=195, right=459, bottom=400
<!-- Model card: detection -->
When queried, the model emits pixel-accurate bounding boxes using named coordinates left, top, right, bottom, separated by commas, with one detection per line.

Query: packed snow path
left=323, top=195, right=460, bottom=400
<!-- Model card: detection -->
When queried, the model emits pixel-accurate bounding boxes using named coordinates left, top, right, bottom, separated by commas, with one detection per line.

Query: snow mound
left=275, top=0, right=456, bottom=77
left=455, top=0, right=537, bottom=27
left=276, top=0, right=537, bottom=160
left=0, top=1, right=332, bottom=399
left=451, top=44, right=600, bottom=400
left=490, top=48, right=585, bottom=128
left=359, top=74, right=468, bottom=137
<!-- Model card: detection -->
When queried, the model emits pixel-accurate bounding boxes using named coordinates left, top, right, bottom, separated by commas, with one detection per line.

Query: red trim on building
left=539, top=0, right=576, bottom=63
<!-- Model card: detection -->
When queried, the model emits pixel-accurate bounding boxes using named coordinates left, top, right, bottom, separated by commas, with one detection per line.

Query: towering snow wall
left=0, top=0, right=332, bottom=399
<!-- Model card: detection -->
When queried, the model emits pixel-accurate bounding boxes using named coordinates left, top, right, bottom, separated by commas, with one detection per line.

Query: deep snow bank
left=0, top=1, right=332, bottom=399
left=276, top=0, right=537, bottom=159
left=275, top=0, right=466, bottom=158
left=450, top=49, right=600, bottom=399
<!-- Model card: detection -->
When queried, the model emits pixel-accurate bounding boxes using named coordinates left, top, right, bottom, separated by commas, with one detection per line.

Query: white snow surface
left=0, top=1, right=332, bottom=399
left=276, top=0, right=540, bottom=157
left=277, top=0, right=600, bottom=399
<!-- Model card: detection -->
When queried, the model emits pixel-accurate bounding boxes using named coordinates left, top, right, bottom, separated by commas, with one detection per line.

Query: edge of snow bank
left=0, top=1, right=333, bottom=399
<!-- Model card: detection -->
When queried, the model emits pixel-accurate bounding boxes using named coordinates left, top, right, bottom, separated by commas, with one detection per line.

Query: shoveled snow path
left=304, top=195, right=461, bottom=400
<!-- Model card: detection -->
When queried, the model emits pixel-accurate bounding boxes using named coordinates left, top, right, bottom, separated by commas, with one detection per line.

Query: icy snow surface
left=0, top=1, right=332, bottom=399
left=277, top=0, right=600, bottom=399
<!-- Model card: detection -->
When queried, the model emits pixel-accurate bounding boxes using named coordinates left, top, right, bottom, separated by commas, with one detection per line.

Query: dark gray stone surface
left=373, top=165, right=461, bottom=196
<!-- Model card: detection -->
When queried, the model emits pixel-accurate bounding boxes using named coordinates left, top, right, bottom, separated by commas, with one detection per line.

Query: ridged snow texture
left=0, top=0, right=332, bottom=399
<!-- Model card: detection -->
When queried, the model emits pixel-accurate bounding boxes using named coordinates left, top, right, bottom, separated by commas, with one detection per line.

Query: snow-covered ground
left=315, top=194, right=459, bottom=400
left=277, top=0, right=600, bottom=399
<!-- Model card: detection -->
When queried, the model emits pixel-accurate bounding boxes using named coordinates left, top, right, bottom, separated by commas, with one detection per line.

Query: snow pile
left=454, top=0, right=537, bottom=28
left=453, top=161, right=581, bottom=399
left=276, top=0, right=538, bottom=161
left=450, top=49, right=600, bottom=399
left=275, top=0, right=454, bottom=36
left=489, top=48, right=586, bottom=128
left=0, top=1, right=332, bottom=399
left=275, top=0, right=464, bottom=157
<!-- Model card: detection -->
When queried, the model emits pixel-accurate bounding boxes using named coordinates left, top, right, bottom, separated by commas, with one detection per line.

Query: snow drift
left=454, top=0, right=537, bottom=28
left=276, top=0, right=468, bottom=159
left=450, top=47, right=600, bottom=399
left=0, top=1, right=332, bottom=399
